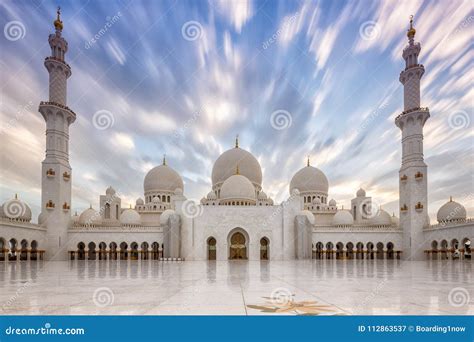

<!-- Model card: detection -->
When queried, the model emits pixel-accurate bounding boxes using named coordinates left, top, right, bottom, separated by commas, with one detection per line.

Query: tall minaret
left=395, top=16, right=430, bottom=260
left=38, top=7, right=76, bottom=260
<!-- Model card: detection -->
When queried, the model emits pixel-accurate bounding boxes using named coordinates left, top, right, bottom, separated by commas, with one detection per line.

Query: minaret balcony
left=415, top=202, right=424, bottom=212
left=39, top=101, right=76, bottom=123
left=46, top=168, right=56, bottom=177
left=46, top=200, right=55, bottom=210
left=414, top=172, right=423, bottom=180
left=63, top=172, right=71, bottom=181
left=44, top=56, right=71, bottom=70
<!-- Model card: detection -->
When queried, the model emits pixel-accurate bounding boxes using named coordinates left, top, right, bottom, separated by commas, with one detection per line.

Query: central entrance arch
left=228, top=228, right=248, bottom=260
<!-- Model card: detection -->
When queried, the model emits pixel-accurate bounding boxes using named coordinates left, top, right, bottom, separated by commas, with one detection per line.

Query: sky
left=0, top=0, right=472, bottom=223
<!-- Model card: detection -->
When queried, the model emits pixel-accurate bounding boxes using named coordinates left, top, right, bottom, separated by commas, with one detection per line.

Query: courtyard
left=0, top=260, right=472, bottom=315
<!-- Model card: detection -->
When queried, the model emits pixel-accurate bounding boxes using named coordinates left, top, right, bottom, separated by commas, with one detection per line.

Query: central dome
left=220, top=174, right=256, bottom=201
left=212, top=141, right=262, bottom=188
left=144, top=163, right=183, bottom=193
left=290, top=165, right=329, bottom=195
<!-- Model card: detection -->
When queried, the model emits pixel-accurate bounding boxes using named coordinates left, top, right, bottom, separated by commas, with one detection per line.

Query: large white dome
left=78, top=207, right=101, bottom=226
left=120, top=208, right=141, bottom=226
left=290, top=165, right=329, bottom=195
left=369, top=209, right=392, bottom=226
left=332, top=210, right=353, bottom=226
left=437, top=198, right=466, bottom=223
left=144, top=164, right=183, bottom=193
left=220, top=174, right=256, bottom=201
left=0, top=195, right=32, bottom=221
left=212, top=146, right=262, bottom=188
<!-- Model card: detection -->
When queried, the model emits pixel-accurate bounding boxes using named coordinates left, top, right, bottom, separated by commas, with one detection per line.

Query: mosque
left=0, top=11, right=472, bottom=263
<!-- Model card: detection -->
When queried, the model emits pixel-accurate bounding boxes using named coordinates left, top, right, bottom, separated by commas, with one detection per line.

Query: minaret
left=395, top=16, right=430, bottom=260
left=38, top=7, right=76, bottom=260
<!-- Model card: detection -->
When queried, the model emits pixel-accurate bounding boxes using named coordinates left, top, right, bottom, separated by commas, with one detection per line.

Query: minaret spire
left=54, top=6, right=63, bottom=32
left=163, top=154, right=166, bottom=165
left=235, top=134, right=239, bottom=148
left=307, top=155, right=310, bottom=167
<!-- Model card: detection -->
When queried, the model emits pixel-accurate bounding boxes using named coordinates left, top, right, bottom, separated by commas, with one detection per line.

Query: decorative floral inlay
left=247, top=295, right=340, bottom=316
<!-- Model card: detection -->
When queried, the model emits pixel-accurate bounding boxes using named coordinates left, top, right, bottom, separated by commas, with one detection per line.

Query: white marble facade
left=0, top=14, right=473, bottom=264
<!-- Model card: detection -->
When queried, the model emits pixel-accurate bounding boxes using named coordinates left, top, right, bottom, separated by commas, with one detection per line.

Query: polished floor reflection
left=0, top=260, right=472, bottom=315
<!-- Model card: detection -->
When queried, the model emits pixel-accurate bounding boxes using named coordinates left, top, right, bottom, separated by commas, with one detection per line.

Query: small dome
left=332, top=210, right=354, bottom=226
left=160, top=209, right=176, bottom=225
left=207, top=191, right=217, bottom=200
left=437, top=198, right=466, bottom=223
left=174, top=188, right=183, bottom=195
left=299, top=210, right=315, bottom=224
left=78, top=207, right=101, bottom=226
left=391, top=213, right=399, bottom=226
left=1, top=195, right=32, bottom=221
left=120, top=208, right=141, bottom=226
left=136, top=198, right=144, bottom=205
left=258, top=191, right=267, bottom=200
left=70, top=211, right=79, bottom=224
left=312, top=197, right=321, bottom=205
left=370, top=209, right=392, bottom=226
left=220, top=174, right=256, bottom=201
left=268, top=198, right=274, bottom=205
left=151, top=196, right=161, bottom=203
left=290, top=165, right=328, bottom=195
left=144, top=164, right=183, bottom=193
left=212, top=145, right=262, bottom=188
left=200, top=197, right=206, bottom=204
left=329, top=199, right=336, bottom=206
left=291, top=188, right=300, bottom=196
left=356, top=188, right=366, bottom=197
left=106, top=186, right=116, bottom=196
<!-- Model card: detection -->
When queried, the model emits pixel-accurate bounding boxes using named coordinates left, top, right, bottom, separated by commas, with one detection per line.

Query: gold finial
left=236, top=165, right=240, bottom=175
left=163, top=154, right=166, bottom=165
left=450, top=196, right=453, bottom=202
left=14, top=193, right=18, bottom=200
left=54, top=6, right=63, bottom=31
left=307, top=155, right=310, bottom=167
left=235, top=134, right=239, bottom=148
left=407, top=14, right=416, bottom=39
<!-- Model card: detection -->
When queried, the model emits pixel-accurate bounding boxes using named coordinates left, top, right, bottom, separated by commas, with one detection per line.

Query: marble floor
left=0, top=259, right=472, bottom=315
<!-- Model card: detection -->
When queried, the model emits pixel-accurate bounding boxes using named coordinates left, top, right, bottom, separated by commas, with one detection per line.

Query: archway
left=207, top=237, right=216, bottom=260
left=336, top=242, right=344, bottom=260
left=451, top=239, right=460, bottom=259
left=141, top=242, right=149, bottom=260
left=98, top=242, right=107, bottom=260
left=130, top=242, right=139, bottom=260
left=462, top=238, right=471, bottom=259
left=9, top=239, right=17, bottom=261
left=120, top=242, right=128, bottom=260
left=109, top=242, right=118, bottom=260
left=387, top=242, right=394, bottom=259
left=20, top=239, right=28, bottom=261
left=151, top=242, right=159, bottom=260
left=367, top=242, right=374, bottom=260
left=88, top=242, right=96, bottom=260
left=326, top=242, right=334, bottom=259
left=77, top=242, right=85, bottom=260
left=440, top=240, right=448, bottom=260
left=260, top=237, right=269, bottom=260
left=0, top=238, right=6, bottom=261
left=346, top=242, right=354, bottom=260
left=376, top=242, right=384, bottom=259
left=30, top=240, right=38, bottom=261
left=356, top=242, right=364, bottom=259
left=431, top=241, right=438, bottom=260
left=315, top=242, right=324, bottom=259
left=229, top=230, right=247, bottom=260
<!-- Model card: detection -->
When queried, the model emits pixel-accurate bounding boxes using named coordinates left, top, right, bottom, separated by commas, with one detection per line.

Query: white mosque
left=0, top=11, right=472, bottom=263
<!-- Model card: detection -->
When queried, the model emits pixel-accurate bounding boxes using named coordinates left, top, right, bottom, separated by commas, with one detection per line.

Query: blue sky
left=0, top=0, right=472, bottom=222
